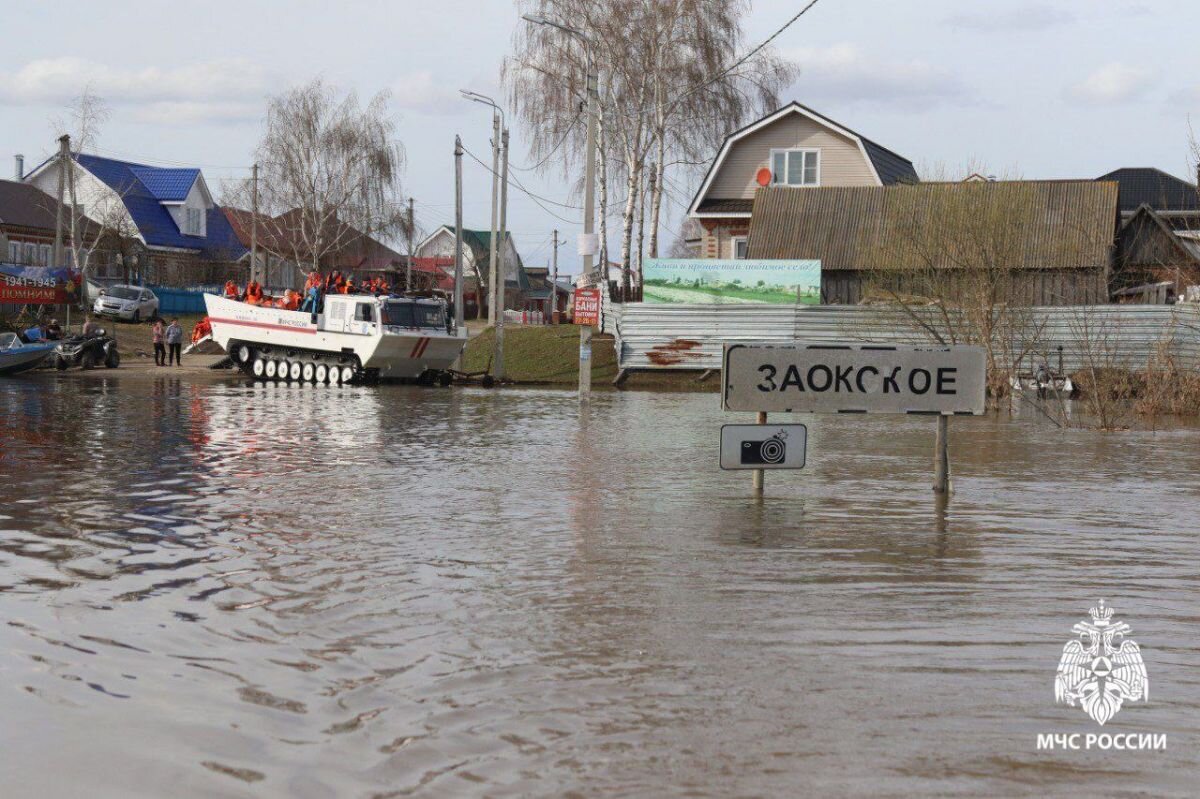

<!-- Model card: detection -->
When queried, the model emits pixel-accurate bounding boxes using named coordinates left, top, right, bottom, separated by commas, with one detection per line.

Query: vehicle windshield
left=106, top=287, right=140, bottom=300
left=0, top=332, right=17, bottom=350
left=383, top=302, right=445, bottom=328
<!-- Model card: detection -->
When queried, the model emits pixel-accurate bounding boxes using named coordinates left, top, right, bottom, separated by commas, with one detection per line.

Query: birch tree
left=253, top=79, right=406, bottom=273
left=505, top=0, right=794, bottom=292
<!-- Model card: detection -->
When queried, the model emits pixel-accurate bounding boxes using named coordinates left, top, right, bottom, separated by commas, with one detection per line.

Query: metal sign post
left=722, top=342, right=987, bottom=495
left=573, top=287, right=601, bottom=398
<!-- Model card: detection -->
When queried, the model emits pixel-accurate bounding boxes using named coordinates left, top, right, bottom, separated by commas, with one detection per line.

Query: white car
left=94, top=285, right=159, bottom=323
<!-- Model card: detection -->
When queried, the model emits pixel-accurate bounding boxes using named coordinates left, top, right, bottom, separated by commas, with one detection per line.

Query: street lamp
left=522, top=13, right=599, bottom=398
left=460, top=89, right=509, bottom=381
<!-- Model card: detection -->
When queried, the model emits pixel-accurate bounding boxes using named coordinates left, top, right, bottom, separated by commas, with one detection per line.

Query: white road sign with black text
left=720, top=424, right=807, bottom=470
left=723, top=343, right=987, bottom=415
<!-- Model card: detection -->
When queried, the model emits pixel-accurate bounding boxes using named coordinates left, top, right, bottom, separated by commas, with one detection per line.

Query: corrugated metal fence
left=611, top=303, right=1200, bottom=373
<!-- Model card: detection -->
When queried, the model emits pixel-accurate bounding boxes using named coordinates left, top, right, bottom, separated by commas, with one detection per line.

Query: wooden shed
left=746, top=180, right=1121, bottom=306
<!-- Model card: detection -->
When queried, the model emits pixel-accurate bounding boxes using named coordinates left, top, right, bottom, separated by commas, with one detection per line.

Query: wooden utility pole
left=54, top=135, right=69, bottom=269
left=551, top=229, right=559, bottom=324
left=406, top=196, right=414, bottom=292
left=250, top=163, right=259, bottom=286
left=453, top=136, right=464, bottom=331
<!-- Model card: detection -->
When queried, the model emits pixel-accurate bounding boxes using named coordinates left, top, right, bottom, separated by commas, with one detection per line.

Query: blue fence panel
left=148, top=286, right=212, bottom=315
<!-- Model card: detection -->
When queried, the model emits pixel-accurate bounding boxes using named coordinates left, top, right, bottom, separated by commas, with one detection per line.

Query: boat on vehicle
left=0, top=331, right=58, bottom=376
left=204, top=292, right=467, bottom=384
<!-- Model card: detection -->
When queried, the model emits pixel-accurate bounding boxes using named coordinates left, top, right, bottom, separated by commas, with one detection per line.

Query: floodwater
left=1, top=374, right=1198, bottom=798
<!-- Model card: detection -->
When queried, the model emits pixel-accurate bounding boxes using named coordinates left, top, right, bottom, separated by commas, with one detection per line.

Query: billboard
left=642, top=258, right=821, bottom=305
left=0, top=263, right=82, bottom=305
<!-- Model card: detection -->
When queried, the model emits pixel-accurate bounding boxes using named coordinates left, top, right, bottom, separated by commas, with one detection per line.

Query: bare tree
left=504, top=0, right=794, bottom=294
left=253, top=79, right=406, bottom=273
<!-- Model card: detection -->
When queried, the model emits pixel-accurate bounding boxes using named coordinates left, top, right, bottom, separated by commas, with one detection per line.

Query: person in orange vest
left=284, top=289, right=300, bottom=311
left=191, top=316, right=212, bottom=344
left=326, top=270, right=341, bottom=294
left=244, top=279, right=264, bottom=304
left=379, top=279, right=390, bottom=295
left=223, top=279, right=239, bottom=300
left=341, top=277, right=354, bottom=294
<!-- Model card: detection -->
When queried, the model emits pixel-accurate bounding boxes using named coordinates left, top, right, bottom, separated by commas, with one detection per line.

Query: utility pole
left=406, top=196, right=414, bottom=292
left=453, top=136, right=464, bottom=331
left=486, top=111, right=501, bottom=327
left=494, top=126, right=509, bottom=380
left=250, top=162, right=259, bottom=286
left=551, top=229, right=559, bottom=324
left=578, top=47, right=599, bottom=399
left=54, top=135, right=68, bottom=270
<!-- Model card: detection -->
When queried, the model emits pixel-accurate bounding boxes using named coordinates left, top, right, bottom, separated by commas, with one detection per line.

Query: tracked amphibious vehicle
left=204, top=292, right=467, bottom=385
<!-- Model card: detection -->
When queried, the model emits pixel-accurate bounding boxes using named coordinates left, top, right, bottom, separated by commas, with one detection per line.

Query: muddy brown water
left=1, top=375, right=1198, bottom=797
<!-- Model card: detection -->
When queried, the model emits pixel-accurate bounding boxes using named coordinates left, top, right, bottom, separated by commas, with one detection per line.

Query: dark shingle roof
left=747, top=180, right=1117, bottom=271
left=695, top=198, right=754, bottom=215
left=0, top=179, right=60, bottom=231
left=1097, top=168, right=1199, bottom=214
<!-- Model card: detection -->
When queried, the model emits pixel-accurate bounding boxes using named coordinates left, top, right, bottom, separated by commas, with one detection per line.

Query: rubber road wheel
left=81, top=351, right=97, bottom=370
left=132, top=310, right=141, bottom=324
left=340, top=366, right=354, bottom=383
left=265, top=360, right=277, bottom=379
left=252, top=359, right=265, bottom=378
left=314, top=364, right=328, bottom=383
left=105, top=348, right=120, bottom=368
left=289, top=362, right=302, bottom=381
left=302, top=363, right=315, bottom=382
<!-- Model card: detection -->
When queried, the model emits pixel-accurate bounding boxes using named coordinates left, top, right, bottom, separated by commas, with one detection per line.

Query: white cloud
left=781, top=44, right=973, bottom=110
left=391, top=69, right=468, bottom=116
left=946, top=5, right=1074, bottom=32
left=1068, top=62, right=1154, bottom=104
left=0, top=57, right=272, bottom=124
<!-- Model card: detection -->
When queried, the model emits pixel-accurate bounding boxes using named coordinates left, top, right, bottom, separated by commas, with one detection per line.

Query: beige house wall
left=707, top=115, right=879, bottom=200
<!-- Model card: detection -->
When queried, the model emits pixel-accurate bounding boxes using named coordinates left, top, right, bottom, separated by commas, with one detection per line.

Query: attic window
left=184, top=207, right=204, bottom=236
left=770, top=148, right=820, bottom=187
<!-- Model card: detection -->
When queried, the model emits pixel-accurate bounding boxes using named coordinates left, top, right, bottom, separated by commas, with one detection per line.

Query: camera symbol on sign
left=741, top=431, right=787, bottom=465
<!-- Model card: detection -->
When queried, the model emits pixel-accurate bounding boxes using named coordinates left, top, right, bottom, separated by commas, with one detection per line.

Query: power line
left=510, top=110, right=583, bottom=173
left=460, top=144, right=581, bottom=225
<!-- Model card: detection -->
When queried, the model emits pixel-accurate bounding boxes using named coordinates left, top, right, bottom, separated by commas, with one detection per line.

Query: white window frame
left=730, top=235, right=749, bottom=259
left=769, top=148, right=821, bottom=187
left=8, top=241, right=20, bottom=263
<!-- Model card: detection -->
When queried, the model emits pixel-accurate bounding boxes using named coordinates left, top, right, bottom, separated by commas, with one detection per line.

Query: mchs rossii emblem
left=1054, top=600, right=1148, bottom=726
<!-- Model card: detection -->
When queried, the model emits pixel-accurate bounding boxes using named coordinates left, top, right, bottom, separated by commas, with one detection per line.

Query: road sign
left=723, top=342, right=987, bottom=415
left=573, top=288, right=601, bottom=326
left=720, top=423, right=807, bottom=470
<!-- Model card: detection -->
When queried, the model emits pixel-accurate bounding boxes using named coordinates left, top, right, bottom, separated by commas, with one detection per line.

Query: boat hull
left=0, top=343, right=56, bottom=376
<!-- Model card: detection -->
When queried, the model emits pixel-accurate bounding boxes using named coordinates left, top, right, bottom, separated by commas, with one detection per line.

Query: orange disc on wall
left=755, top=167, right=772, bottom=186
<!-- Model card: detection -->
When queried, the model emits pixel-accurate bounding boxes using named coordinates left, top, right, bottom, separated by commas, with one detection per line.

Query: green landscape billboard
left=642, top=258, right=821, bottom=304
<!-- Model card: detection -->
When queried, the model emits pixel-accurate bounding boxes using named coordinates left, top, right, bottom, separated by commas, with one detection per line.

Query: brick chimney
left=14, top=154, right=24, bottom=180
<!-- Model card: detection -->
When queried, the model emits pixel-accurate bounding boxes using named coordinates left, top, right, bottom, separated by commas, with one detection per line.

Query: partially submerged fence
left=611, top=303, right=1200, bottom=373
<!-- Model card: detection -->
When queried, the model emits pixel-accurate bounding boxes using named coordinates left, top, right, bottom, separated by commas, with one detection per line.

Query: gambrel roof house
left=24, top=153, right=245, bottom=262
left=686, top=102, right=918, bottom=261
left=1097, top=167, right=1200, bottom=226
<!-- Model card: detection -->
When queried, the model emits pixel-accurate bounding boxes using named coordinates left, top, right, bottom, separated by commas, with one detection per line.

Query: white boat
left=204, top=293, right=467, bottom=384
left=0, top=332, right=57, bottom=376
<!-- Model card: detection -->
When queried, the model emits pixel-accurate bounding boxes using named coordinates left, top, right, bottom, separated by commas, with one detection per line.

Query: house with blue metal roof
left=23, top=152, right=247, bottom=286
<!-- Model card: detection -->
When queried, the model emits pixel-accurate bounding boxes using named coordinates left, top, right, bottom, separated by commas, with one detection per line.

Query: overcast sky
left=1, top=0, right=1192, bottom=272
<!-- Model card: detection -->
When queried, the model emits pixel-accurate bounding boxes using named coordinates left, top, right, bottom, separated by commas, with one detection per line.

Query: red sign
left=0, top=266, right=80, bottom=305
left=573, top=288, right=601, bottom=326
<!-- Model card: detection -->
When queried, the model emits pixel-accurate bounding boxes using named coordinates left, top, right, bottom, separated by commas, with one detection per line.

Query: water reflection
left=0, top=379, right=1198, bottom=796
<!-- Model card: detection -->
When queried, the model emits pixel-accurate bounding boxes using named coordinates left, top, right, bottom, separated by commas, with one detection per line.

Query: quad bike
left=54, top=331, right=120, bottom=370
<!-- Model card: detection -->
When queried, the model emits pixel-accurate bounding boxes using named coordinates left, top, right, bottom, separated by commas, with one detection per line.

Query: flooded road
left=1, top=375, right=1198, bottom=797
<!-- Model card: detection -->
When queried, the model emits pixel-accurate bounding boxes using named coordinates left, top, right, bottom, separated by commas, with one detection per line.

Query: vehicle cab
left=318, top=295, right=449, bottom=337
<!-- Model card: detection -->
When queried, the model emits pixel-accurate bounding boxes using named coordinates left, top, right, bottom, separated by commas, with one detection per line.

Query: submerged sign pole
left=934, top=415, right=950, bottom=494
left=753, top=411, right=767, bottom=495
